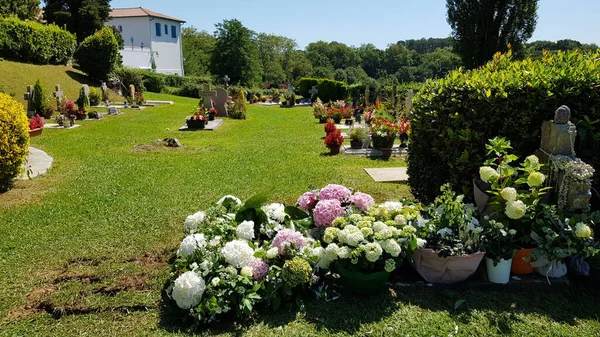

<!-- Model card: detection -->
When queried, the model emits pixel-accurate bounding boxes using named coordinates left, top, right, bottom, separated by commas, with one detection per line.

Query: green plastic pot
left=334, top=261, right=390, bottom=295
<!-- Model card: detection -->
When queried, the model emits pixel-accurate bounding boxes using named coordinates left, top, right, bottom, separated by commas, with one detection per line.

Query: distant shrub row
left=0, top=17, right=76, bottom=65
left=298, top=78, right=347, bottom=103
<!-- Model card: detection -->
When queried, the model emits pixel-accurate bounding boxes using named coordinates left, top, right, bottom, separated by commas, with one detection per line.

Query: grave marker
left=24, top=85, right=34, bottom=115
left=405, top=90, right=414, bottom=111
left=53, top=85, right=64, bottom=109
left=129, top=84, right=135, bottom=98
left=199, top=84, right=217, bottom=109
left=309, top=86, right=318, bottom=98
left=223, top=75, right=230, bottom=87
left=213, top=88, right=229, bottom=117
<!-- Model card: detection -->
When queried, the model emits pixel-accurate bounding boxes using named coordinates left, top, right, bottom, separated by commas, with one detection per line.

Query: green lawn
left=1, top=93, right=599, bottom=336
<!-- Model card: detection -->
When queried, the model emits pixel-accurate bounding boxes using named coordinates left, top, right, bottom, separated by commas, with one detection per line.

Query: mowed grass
left=1, top=93, right=599, bottom=336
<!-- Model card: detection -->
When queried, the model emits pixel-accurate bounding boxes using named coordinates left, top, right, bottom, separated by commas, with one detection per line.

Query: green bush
left=89, top=87, right=101, bottom=106
left=0, top=92, right=29, bottom=192
left=298, top=78, right=347, bottom=103
left=137, top=71, right=166, bottom=93
left=0, top=17, right=76, bottom=64
left=111, top=67, right=145, bottom=93
left=163, top=74, right=211, bottom=88
left=409, top=50, right=600, bottom=204
left=75, top=27, right=120, bottom=80
left=33, top=79, right=45, bottom=114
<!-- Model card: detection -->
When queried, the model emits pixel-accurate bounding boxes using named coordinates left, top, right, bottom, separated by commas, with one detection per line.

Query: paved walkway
left=364, top=167, right=408, bottom=182
left=20, top=147, right=53, bottom=179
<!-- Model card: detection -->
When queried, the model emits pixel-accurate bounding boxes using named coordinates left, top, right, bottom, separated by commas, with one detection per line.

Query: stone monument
left=53, top=85, right=64, bottom=109
left=213, top=88, right=229, bottom=117
left=405, top=90, right=414, bottom=112
left=23, top=85, right=34, bottom=117
left=199, top=84, right=217, bottom=109
left=536, top=105, right=594, bottom=211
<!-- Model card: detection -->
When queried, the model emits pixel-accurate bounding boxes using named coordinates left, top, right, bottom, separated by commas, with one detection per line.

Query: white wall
left=149, top=18, right=184, bottom=75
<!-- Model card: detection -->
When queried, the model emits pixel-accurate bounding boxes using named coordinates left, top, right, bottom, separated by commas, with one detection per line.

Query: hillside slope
left=0, top=60, right=110, bottom=107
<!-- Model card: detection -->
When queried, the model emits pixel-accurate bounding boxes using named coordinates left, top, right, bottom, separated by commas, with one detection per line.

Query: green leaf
left=485, top=89, right=491, bottom=97
left=454, top=299, right=466, bottom=310
left=284, top=206, right=309, bottom=220
left=295, top=295, right=305, bottom=310
left=272, top=296, right=281, bottom=311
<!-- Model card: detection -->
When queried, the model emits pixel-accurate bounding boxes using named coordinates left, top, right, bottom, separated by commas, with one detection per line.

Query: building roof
left=110, top=7, right=186, bottom=23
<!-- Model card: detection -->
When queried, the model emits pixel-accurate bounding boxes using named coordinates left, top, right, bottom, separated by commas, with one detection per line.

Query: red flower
left=324, top=130, right=344, bottom=147
left=29, top=114, right=45, bottom=130
left=324, top=119, right=337, bottom=133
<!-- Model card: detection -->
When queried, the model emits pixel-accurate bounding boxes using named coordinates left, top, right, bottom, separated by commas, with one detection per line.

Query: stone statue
left=554, top=105, right=571, bottom=124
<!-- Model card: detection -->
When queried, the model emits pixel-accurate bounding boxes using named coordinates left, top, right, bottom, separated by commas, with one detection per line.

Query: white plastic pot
left=485, top=258, right=513, bottom=284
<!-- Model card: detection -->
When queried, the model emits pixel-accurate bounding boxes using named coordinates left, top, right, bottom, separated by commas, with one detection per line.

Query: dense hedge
left=409, top=50, right=600, bottom=204
left=0, top=17, right=76, bottom=64
left=298, top=78, right=347, bottom=103
left=137, top=72, right=166, bottom=93
left=0, top=93, right=29, bottom=192
left=110, top=67, right=146, bottom=94
left=75, top=27, right=120, bottom=80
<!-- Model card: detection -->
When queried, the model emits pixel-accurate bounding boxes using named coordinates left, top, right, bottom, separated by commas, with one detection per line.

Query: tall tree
left=44, top=0, right=111, bottom=43
left=182, top=27, right=215, bottom=77
left=0, top=0, right=40, bottom=20
left=256, top=33, right=297, bottom=83
left=211, top=19, right=261, bottom=87
left=446, top=0, right=539, bottom=68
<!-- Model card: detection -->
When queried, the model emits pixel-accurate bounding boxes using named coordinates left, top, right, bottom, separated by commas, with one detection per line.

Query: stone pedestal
left=540, top=121, right=576, bottom=156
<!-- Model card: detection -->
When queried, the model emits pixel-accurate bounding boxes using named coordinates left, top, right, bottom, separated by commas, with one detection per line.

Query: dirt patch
left=127, top=251, right=171, bottom=271
left=53, top=273, right=101, bottom=285
left=94, top=274, right=150, bottom=297
left=132, top=144, right=163, bottom=152
left=66, top=257, right=104, bottom=267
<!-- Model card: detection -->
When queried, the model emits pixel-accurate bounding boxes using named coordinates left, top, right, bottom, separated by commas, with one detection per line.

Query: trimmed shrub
left=75, top=27, right=120, bottom=80
left=0, top=17, right=76, bottom=65
left=409, top=50, right=600, bottom=204
left=89, top=87, right=101, bottom=106
left=111, top=67, right=145, bottom=93
left=0, top=93, right=29, bottom=192
left=138, top=71, right=166, bottom=93
left=298, top=78, right=347, bottom=103
left=33, top=79, right=45, bottom=114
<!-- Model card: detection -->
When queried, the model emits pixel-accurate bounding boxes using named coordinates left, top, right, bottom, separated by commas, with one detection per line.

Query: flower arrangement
left=478, top=137, right=549, bottom=243
left=364, top=108, right=376, bottom=124
left=134, top=92, right=145, bottom=105
left=208, top=108, right=218, bottom=115
left=61, top=99, right=77, bottom=115
left=168, top=195, right=321, bottom=323
left=370, top=117, right=400, bottom=142
left=188, top=109, right=208, bottom=121
left=324, top=119, right=336, bottom=134
left=313, top=98, right=327, bottom=120
left=479, top=217, right=518, bottom=264
left=324, top=130, right=344, bottom=148
left=29, top=114, right=45, bottom=130
left=397, top=116, right=410, bottom=135
left=340, top=107, right=353, bottom=119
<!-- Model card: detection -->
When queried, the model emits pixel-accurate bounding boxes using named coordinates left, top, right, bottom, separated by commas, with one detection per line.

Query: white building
left=107, top=7, right=185, bottom=75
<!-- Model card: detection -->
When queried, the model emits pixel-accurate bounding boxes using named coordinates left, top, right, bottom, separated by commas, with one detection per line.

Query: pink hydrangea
left=251, top=258, right=269, bottom=279
left=271, top=229, right=307, bottom=254
left=350, top=192, right=375, bottom=212
left=297, top=191, right=318, bottom=212
left=319, top=184, right=352, bottom=202
left=313, top=199, right=344, bottom=227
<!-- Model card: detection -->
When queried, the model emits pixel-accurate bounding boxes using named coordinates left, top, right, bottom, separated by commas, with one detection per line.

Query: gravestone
left=53, top=85, right=64, bottom=110
left=129, top=84, right=135, bottom=98
left=80, top=84, right=90, bottom=107
left=405, top=90, right=414, bottom=111
left=536, top=105, right=593, bottom=211
left=213, top=88, right=229, bottom=117
left=365, top=86, right=370, bottom=105
left=223, top=75, right=230, bottom=87
left=199, top=84, right=217, bottom=110
left=309, top=86, right=318, bottom=100
left=101, top=82, right=108, bottom=100
left=24, top=85, right=34, bottom=116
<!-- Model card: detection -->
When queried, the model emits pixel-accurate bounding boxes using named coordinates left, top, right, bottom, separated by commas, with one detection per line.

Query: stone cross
left=213, top=87, right=229, bottom=117
left=101, top=82, right=108, bottom=103
left=223, top=75, right=230, bottom=87
left=129, top=84, right=135, bottom=98
left=53, top=84, right=64, bottom=110
left=309, top=86, right=318, bottom=97
left=24, top=85, right=34, bottom=114
left=199, top=84, right=217, bottom=109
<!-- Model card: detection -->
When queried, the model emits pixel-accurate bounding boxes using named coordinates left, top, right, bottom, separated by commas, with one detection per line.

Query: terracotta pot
left=29, top=128, right=43, bottom=137
left=334, top=262, right=390, bottom=295
left=328, top=145, right=341, bottom=155
left=411, top=248, right=485, bottom=284
left=511, top=248, right=535, bottom=275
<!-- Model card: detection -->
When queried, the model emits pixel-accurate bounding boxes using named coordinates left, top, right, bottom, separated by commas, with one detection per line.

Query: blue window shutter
left=164, top=24, right=168, bottom=35
left=171, top=25, right=176, bottom=38
left=155, top=22, right=161, bottom=36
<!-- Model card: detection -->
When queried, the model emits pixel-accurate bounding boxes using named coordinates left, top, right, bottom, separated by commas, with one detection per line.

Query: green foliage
left=111, top=67, right=145, bottom=93
left=256, top=33, right=298, bottom=84
left=0, top=0, right=40, bottom=20
left=408, top=49, right=600, bottom=203
left=76, top=86, right=89, bottom=109
left=32, top=79, right=45, bottom=114
left=138, top=72, right=166, bottom=93
left=44, top=0, right=111, bottom=43
left=0, top=92, right=29, bottom=192
left=211, top=19, right=261, bottom=87
left=75, top=26, right=120, bottom=80
left=0, top=17, right=76, bottom=64
left=298, top=78, right=347, bottom=103
left=182, top=27, right=215, bottom=77
left=88, top=87, right=101, bottom=106
left=230, top=90, right=247, bottom=119
left=446, top=0, right=539, bottom=68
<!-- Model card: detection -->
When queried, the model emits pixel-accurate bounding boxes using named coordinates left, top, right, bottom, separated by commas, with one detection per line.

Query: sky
left=111, top=0, right=600, bottom=49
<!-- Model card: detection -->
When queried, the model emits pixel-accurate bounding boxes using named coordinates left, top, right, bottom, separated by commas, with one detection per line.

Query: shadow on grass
left=66, top=70, right=100, bottom=87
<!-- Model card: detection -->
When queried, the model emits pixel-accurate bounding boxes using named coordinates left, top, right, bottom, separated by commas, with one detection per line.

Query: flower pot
left=350, top=139, right=363, bottom=149
left=472, top=179, right=492, bottom=214
left=334, top=262, right=390, bottom=295
left=344, top=119, right=354, bottom=126
left=319, top=117, right=328, bottom=124
left=411, top=248, right=485, bottom=284
left=186, top=119, right=206, bottom=129
left=75, top=114, right=86, bottom=120
left=531, top=257, right=567, bottom=278
left=328, top=145, right=341, bottom=155
left=208, top=114, right=215, bottom=121
left=485, top=258, right=512, bottom=284
left=372, top=137, right=395, bottom=150
left=398, top=133, right=409, bottom=147
left=511, top=248, right=535, bottom=275
left=333, top=117, right=342, bottom=124
left=29, top=128, right=43, bottom=137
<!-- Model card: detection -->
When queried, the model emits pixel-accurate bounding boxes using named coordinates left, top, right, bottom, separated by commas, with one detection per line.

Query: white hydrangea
left=380, top=201, right=403, bottom=211
left=505, top=200, right=527, bottom=220
left=526, top=155, right=539, bottom=166
left=527, top=172, right=545, bottom=187
left=236, top=221, right=255, bottom=240
left=394, top=214, right=407, bottom=225
left=363, top=242, right=383, bottom=262
left=184, top=211, right=206, bottom=233
left=221, top=240, right=255, bottom=268
left=338, top=225, right=364, bottom=247
left=316, top=243, right=340, bottom=269
left=416, top=238, right=427, bottom=248
left=509, top=229, right=517, bottom=235
left=262, top=203, right=287, bottom=223
left=171, top=271, right=206, bottom=309
left=178, top=234, right=207, bottom=257
left=437, top=227, right=453, bottom=238
left=240, top=266, right=254, bottom=277
left=416, top=217, right=429, bottom=228
left=266, top=247, right=279, bottom=259
left=211, top=277, right=220, bottom=286
left=500, top=187, right=517, bottom=202
left=337, top=246, right=352, bottom=259
left=479, top=166, right=499, bottom=183
left=208, top=236, right=222, bottom=247
left=575, top=223, right=593, bottom=238
left=217, top=195, right=242, bottom=206
left=380, top=239, right=401, bottom=257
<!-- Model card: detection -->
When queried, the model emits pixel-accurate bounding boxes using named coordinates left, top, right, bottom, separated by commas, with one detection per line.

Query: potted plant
left=369, top=117, right=399, bottom=150
left=476, top=137, right=549, bottom=275
left=412, top=184, right=485, bottom=284
left=313, top=98, right=328, bottom=123
left=324, top=130, right=344, bottom=155
left=324, top=119, right=337, bottom=136
left=341, top=107, right=353, bottom=124
left=397, top=117, right=410, bottom=147
left=59, top=99, right=77, bottom=128
left=479, top=217, right=518, bottom=284
left=186, top=110, right=207, bottom=129
left=331, top=109, right=343, bottom=124
left=29, top=114, right=45, bottom=137
left=273, top=89, right=281, bottom=103
left=208, top=108, right=217, bottom=121
left=529, top=205, right=599, bottom=278
left=134, top=92, right=145, bottom=106
left=348, top=127, right=369, bottom=149
left=364, top=108, right=375, bottom=125
left=41, top=98, right=55, bottom=119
